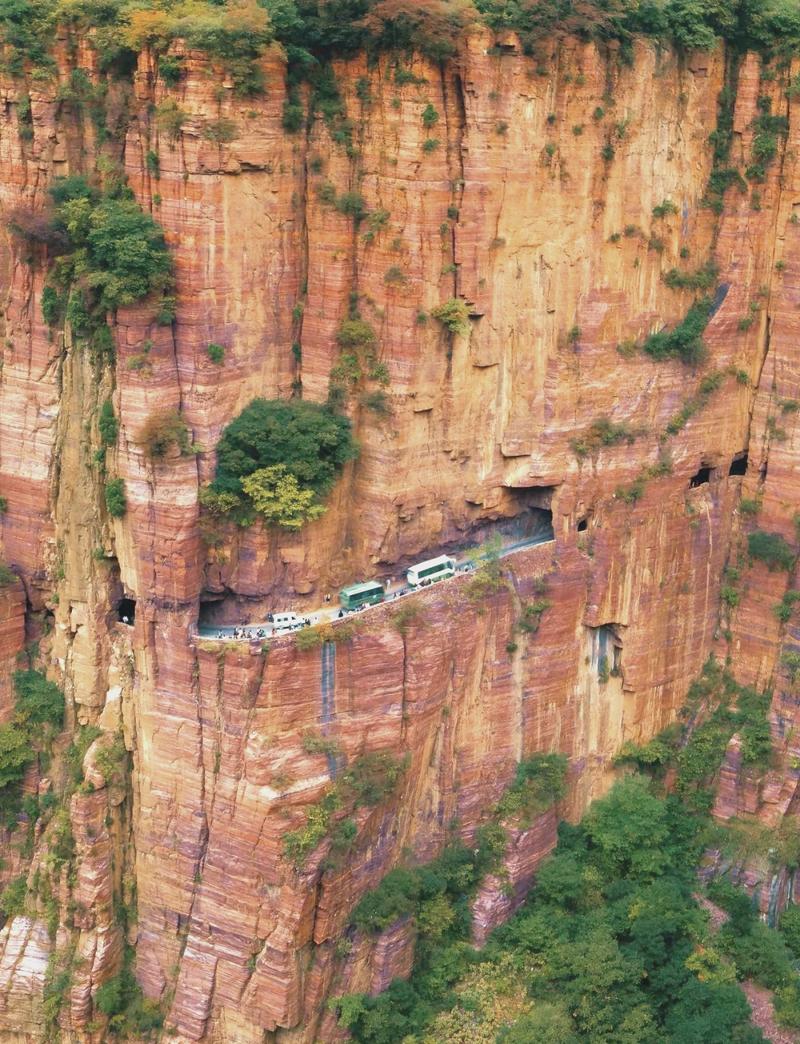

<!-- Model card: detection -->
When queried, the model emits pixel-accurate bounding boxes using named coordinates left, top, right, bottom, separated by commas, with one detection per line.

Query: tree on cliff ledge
left=208, top=398, right=357, bottom=527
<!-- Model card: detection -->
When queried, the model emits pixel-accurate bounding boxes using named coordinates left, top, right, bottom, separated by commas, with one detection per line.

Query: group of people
left=216, top=627, right=268, bottom=640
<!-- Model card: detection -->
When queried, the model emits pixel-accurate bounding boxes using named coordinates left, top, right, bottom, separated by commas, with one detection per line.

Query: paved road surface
left=197, top=531, right=554, bottom=641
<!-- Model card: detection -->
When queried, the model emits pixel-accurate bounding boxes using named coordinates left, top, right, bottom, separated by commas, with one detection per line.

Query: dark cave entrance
left=690, top=465, right=713, bottom=488
left=729, top=453, right=748, bottom=477
left=117, top=598, right=136, bottom=625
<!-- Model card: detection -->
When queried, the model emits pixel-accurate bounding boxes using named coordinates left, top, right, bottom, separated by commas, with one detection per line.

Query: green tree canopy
left=241, top=464, right=326, bottom=529
left=12, top=669, right=64, bottom=729
left=0, top=723, right=32, bottom=789
left=213, top=398, right=357, bottom=499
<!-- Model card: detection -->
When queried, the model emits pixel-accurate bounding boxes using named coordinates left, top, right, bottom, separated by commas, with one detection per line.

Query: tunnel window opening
left=729, top=453, right=748, bottom=477
left=690, top=465, right=712, bottom=488
left=117, top=598, right=136, bottom=625
left=577, top=517, right=588, bottom=532
left=588, top=624, right=623, bottom=681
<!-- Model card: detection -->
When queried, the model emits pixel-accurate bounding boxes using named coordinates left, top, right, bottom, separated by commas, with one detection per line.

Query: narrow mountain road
left=197, top=531, right=555, bottom=641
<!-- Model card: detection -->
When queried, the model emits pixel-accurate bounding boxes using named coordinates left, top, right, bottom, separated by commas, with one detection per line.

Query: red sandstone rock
left=0, top=31, right=799, bottom=1043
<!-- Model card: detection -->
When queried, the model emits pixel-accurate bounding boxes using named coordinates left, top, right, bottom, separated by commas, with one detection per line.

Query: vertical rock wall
left=0, top=29, right=796, bottom=1042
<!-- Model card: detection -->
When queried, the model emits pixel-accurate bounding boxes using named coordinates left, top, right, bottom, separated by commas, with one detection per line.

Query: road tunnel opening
left=117, top=597, right=136, bottom=625
left=505, top=486, right=555, bottom=541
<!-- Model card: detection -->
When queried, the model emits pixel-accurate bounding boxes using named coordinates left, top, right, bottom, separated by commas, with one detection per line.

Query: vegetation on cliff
left=2, top=0, right=800, bottom=89
left=43, top=174, right=173, bottom=319
left=0, top=669, right=63, bottom=820
left=204, top=398, right=357, bottom=528
left=335, top=775, right=783, bottom=1043
left=332, top=659, right=796, bottom=1042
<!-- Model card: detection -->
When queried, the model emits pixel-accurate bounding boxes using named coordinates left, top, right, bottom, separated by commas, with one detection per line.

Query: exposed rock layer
left=0, top=30, right=797, bottom=1043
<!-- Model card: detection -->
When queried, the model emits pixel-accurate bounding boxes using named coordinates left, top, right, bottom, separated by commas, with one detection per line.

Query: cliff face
left=0, top=26, right=798, bottom=1042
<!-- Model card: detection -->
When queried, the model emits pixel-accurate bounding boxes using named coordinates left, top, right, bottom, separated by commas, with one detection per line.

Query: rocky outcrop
left=0, top=27, right=799, bottom=1042
left=471, top=808, right=558, bottom=946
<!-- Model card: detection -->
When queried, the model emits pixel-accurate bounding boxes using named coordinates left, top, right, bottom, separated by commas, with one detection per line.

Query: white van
left=273, top=612, right=300, bottom=628
left=273, top=612, right=308, bottom=634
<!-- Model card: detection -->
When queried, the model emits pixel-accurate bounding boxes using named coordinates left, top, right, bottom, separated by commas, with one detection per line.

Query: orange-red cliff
left=0, top=28, right=797, bottom=1042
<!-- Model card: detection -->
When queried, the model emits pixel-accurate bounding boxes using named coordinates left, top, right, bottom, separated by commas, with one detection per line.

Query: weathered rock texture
left=0, top=27, right=798, bottom=1042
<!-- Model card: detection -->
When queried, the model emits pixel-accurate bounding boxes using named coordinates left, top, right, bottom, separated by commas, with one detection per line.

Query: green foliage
left=336, top=318, right=376, bottom=349
left=652, top=198, right=678, bottom=219
left=779, top=904, right=800, bottom=958
left=614, top=725, right=681, bottom=776
left=494, top=753, right=567, bottom=825
left=643, top=297, right=713, bottom=365
left=746, top=100, right=789, bottom=183
left=206, top=342, right=224, bottom=364
left=0, top=722, right=32, bottom=789
left=104, top=477, right=126, bottom=518
left=340, top=752, right=407, bottom=807
left=158, top=54, right=183, bottom=86
left=93, top=734, right=128, bottom=784
left=0, top=875, right=27, bottom=918
left=571, top=415, right=637, bottom=458
left=94, top=957, right=163, bottom=1037
left=241, top=464, right=326, bottom=529
left=212, top=399, right=357, bottom=522
left=41, top=285, right=64, bottom=327
left=349, top=753, right=564, bottom=946
left=774, top=590, right=800, bottom=623
left=663, top=261, right=719, bottom=291
left=51, top=182, right=173, bottom=313
left=615, top=475, right=646, bottom=504
left=0, top=563, right=14, bottom=587
left=421, top=102, right=439, bottom=128
left=284, top=751, right=406, bottom=869
left=302, top=733, right=340, bottom=756
left=335, top=191, right=367, bottom=222
left=431, top=298, right=470, bottom=336
left=155, top=99, right=186, bottom=141
left=13, top=669, right=64, bottom=729
left=518, top=598, right=552, bottom=634
left=3, top=0, right=800, bottom=99
left=360, top=389, right=391, bottom=416
left=748, top=530, right=796, bottom=571
left=338, top=772, right=763, bottom=1044
left=203, top=117, right=238, bottom=144
left=283, top=86, right=305, bottom=132
left=465, top=543, right=507, bottom=601
left=98, top=399, right=118, bottom=446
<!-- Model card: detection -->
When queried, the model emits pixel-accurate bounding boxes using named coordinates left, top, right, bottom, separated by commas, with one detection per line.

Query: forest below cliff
left=332, top=661, right=800, bottom=1043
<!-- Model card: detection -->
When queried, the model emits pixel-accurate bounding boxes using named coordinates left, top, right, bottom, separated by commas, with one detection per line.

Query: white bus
left=406, top=554, right=457, bottom=588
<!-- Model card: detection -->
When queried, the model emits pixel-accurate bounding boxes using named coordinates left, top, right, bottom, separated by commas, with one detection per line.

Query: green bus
left=339, top=580, right=386, bottom=611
